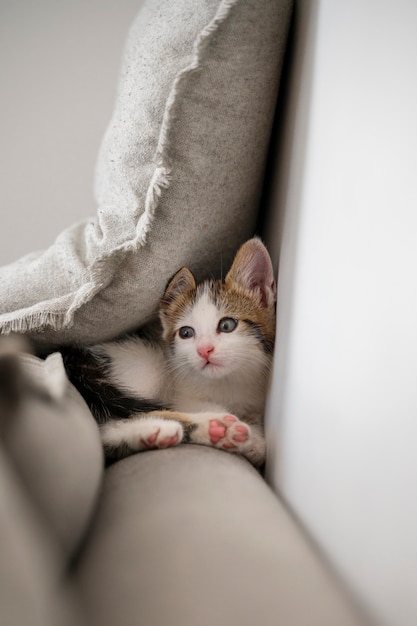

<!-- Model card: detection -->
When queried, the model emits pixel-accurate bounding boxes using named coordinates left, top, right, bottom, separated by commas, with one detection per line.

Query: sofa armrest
left=76, top=445, right=367, bottom=626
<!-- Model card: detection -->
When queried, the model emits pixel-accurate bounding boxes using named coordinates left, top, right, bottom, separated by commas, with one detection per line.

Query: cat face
left=159, top=238, right=276, bottom=381
left=167, top=285, right=271, bottom=380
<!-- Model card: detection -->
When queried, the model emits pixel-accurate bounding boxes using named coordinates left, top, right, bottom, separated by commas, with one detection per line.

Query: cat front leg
left=184, top=412, right=266, bottom=467
left=100, top=415, right=184, bottom=461
left=99, top=410, right=265, bottom=467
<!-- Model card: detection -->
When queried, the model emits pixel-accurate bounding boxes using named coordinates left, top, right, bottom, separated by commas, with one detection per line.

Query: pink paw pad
left=141, top=431, right=159, bottom=449
left=209, top=420, right=227, bottom=443
left=208, top=414, right=251, bottom=452
left=159, top=433, right=179, bottom=448
left=232, top=424, right=249, bottom=443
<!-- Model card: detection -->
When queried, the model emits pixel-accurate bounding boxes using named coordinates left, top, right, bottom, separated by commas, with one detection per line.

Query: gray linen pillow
left=0, top=0, right=292, bottom=347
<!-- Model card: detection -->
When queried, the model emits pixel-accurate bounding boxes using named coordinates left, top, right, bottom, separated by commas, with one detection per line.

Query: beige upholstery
left=77, top=446, right=366, bottom=626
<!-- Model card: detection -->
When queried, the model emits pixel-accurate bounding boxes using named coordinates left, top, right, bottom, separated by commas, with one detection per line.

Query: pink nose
left=197, top=345, right=214, bottom=361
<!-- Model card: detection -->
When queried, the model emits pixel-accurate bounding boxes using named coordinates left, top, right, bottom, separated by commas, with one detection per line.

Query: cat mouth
left=203, top=360, right=218, bottom=368
left=200, top=359, right=224, bottom=375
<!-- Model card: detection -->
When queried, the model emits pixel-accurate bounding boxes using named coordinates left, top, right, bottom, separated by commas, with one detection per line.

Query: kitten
left=62, top=238, right=276, bottom=467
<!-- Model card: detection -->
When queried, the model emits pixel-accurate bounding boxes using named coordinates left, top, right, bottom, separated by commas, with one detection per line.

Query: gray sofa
left=0, top=339, right=365, bottom=626
left=0, top=1, right=370, bottom=625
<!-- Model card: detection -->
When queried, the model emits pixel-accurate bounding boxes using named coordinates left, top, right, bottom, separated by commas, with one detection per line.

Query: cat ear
left=161, top=267, right=196, bottom=309
left=225, top=238, right=276, bottom=308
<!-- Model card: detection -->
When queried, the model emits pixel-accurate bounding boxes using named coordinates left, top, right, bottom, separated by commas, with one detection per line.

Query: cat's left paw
left=209, top=414, right=250, bottom=450
left=208, top=415, right=266, bottom=467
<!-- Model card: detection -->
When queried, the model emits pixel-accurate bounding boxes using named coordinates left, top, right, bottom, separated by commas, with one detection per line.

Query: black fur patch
left=61, top=346, right=168, bottom=425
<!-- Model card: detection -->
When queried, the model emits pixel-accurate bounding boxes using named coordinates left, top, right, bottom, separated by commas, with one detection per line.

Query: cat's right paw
left=138, top=418, right=183, bottom=450
left=100, top=417, right=184, bottom=458
left=209, top=414, right=250, bottom=450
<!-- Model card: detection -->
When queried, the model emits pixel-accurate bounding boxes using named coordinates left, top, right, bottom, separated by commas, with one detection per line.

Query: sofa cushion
left=0, top=0, right=292, bottom=348
left=0, top=445, right=81, bottom=626
left=0, top=342, right=100, bottom=625
left=77, top=445, right=366, bottom=626
left=1, top=349, right=103, bottom=559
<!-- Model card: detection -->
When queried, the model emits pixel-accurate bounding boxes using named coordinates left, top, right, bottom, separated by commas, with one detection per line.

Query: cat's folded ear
left=160, top=267, right=196, bottom=310
left=225, top=238, right=276, bottom=308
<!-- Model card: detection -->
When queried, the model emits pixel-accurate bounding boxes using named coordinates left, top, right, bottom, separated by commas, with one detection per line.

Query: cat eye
left=218, top=317, right=238, bottom=333
left=178, top=326, right=195, bottom=339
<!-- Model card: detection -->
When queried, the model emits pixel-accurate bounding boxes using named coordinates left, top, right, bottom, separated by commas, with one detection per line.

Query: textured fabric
left=0, top=0, right=292, bottom=347
left=77, top=445, right=367, bottom=626
left=1, top=351, right=103, bottom=559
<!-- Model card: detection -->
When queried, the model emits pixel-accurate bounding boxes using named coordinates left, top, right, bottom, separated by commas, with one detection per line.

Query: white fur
left=101, top=416, right=183, bottom=451
left=95, top=337, right=168, bottom=401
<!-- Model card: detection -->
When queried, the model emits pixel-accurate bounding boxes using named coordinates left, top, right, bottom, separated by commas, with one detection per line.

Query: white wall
left=265, top=2, right=417, bottom=626
left=0, top=0, right=141, bottom=266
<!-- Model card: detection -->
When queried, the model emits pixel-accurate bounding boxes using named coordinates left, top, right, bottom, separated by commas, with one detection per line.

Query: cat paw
left=209, top=414, right=250, bottom=451
left=139, top=419, right=183, bottom=450
left=100, top=417, right=184, bottom=461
